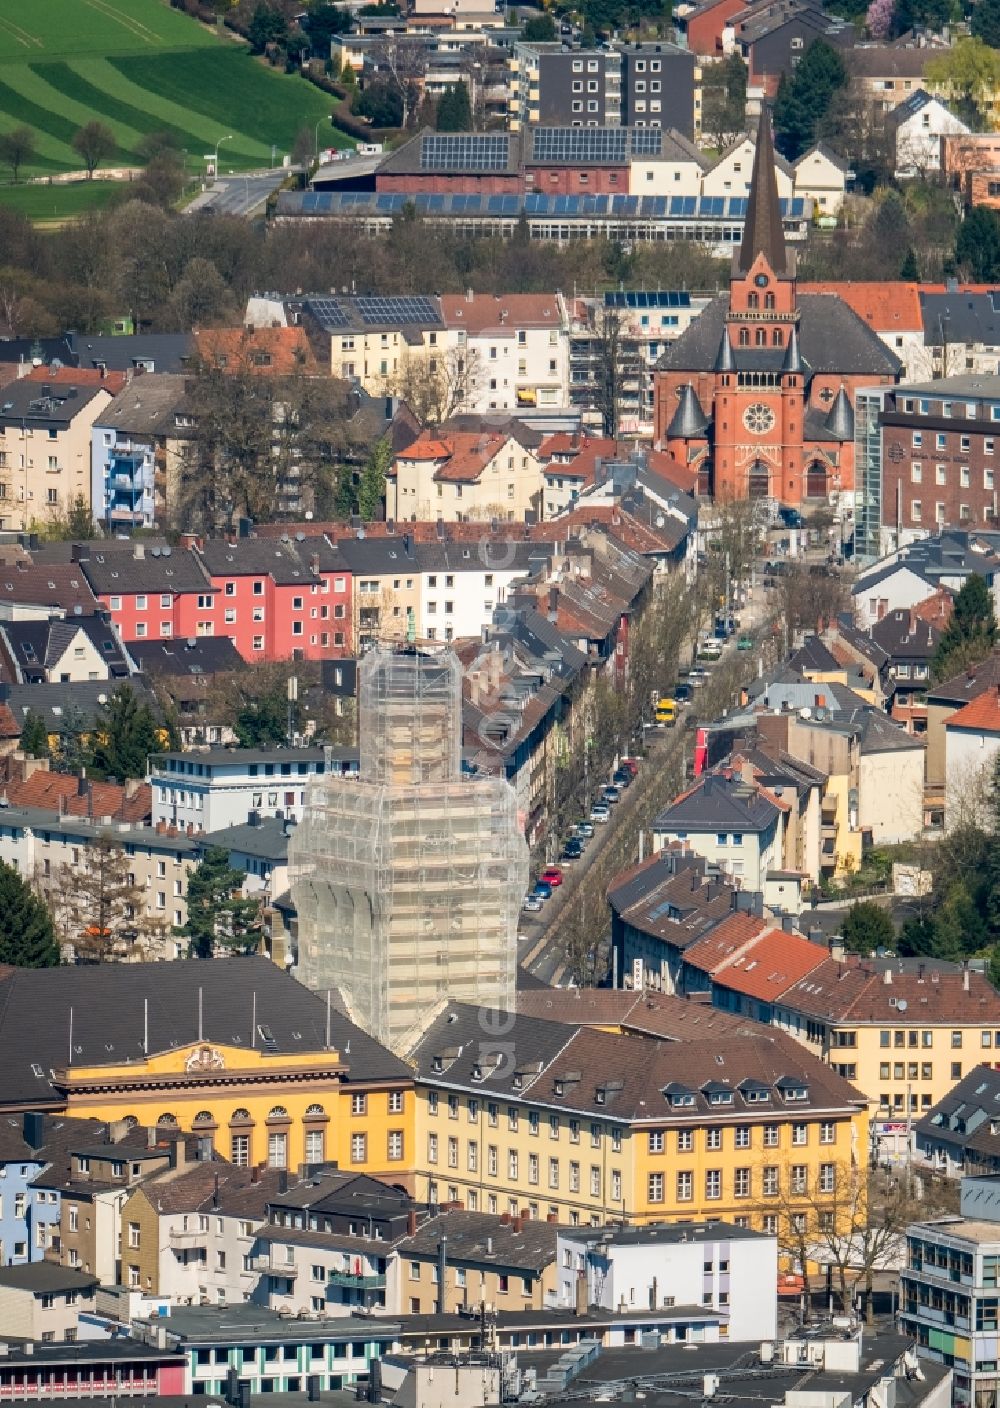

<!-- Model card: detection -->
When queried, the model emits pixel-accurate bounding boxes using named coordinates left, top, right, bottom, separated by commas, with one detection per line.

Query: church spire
left=736, top=106, right=787, bottom=277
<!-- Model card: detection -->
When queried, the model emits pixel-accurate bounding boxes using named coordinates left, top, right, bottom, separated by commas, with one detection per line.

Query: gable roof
left=799, top=281, right=922, bottom=333
left=946, top=687, right=1000, bottom=734
left=780, top=957, right=1000, bottom=1024
left=396, top=430, right=513, bottom=484
left=95, top=374, right=191, bottom=436
left=0, top=562, right=97, bottom=614
left=653, top=773, right=782, bottom=834
left=193, top=327, right=317, bottom=376
left=439, top=293, right=563, bottom=334
left=0, top=769, right=151, bottom=823
left=709, top=926, right=827, bottom=1002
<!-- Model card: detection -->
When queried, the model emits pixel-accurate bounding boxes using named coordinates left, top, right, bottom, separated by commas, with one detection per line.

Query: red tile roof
left=912, top=588, right=954, bottom=626
left=439, top=293, right=563, bottom=335
left=947, top=686, right=1000, bottom=734
left=22, top=366, right=127, bottom=395
left=799, top=282, right=923, bottom=332
left=782, top=958, right=1000, bottom=1023
left=193, top=327, right=316, bottom=376
left=2, top=770, right=151, bottom=822
left=682, top=912, right=768, bottom=974
left=713, top=926, right=827, bottom=1002
left=395, top=430, right=512, bottom=484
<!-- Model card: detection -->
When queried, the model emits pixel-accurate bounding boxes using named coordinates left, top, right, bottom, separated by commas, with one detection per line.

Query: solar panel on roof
left=532, top=127, right=628, bottom=165
left=306, top=297, right=349, bottom=330
left=355, top=296, right=440, bottom=326
left=630, top=128, right=663, bottom=156
left=420, top=134, right=510, bottom=171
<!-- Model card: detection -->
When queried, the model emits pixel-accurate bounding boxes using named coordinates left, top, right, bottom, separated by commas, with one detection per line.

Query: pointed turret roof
left=713, top=329, right=736, bottom=373
left=824, top=384, right=854, bottom=441
left=736, top=107, right=788, bottom=278
left=667, top=383, right=710, bottom=439
left=781, top=324, right=802, bottom=374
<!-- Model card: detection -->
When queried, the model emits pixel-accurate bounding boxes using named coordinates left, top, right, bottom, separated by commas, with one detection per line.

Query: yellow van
left=655, top=697, right=676, bottom=726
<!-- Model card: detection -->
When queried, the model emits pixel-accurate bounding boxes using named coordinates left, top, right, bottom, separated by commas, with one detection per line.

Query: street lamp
left=212, top=133, right=233, bottom=177
left=314, top=115, right=331, bottom=160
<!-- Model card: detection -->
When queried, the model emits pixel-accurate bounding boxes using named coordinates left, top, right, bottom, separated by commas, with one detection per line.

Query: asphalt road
left=185, top=170, right=289, bottom=217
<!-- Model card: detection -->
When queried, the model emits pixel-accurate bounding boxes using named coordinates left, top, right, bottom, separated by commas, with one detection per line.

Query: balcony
left=251, top=1254, right=298, bottom=1277
left=328, top=1269, right=386, bottom=1290
left=170, top=1227, right=208, bottom=1249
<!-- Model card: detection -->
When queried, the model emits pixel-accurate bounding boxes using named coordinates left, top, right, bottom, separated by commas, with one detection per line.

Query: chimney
left=963, top=961, right=970, bottom=992
left=829, top=935, right=845, bottom=963
left=466, top=287, right=474, bottom=303
left=407, top=1209, right=418, bottom=1236
left=278, top=1169, right=288, bottom=1194
left=500, top=1212, right=512, bottom=1225
left=250, top=1165, right=261, bottom=1184
left=511, top=1215, right=522, bottom=1233
left=169, top=1138, right=187, bottom=1172
left=574, top=1269, right=588, bottom=1316
left=546, top=1212, right=558, bottom=1224
left=22, top=1111, right=44, bottom=1150
left=213, top=1172, right=220, bottom=1209
left=883, top=968, right=892, bottom=985
left=521, top=1208, right=531, bottom=1221
left=133, top=543, right=145, bottom=560
left=436, top=1238, right=447, bottom=1315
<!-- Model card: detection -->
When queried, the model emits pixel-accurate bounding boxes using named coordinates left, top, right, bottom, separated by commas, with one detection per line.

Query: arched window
left=765, top=292, right=775, bottom=310
left=305, top=1104, right=326, bottom=1117
left=738, top=328, right=750, bottom=346
left=230, top=1108, right=251, bottom=1122
left=122, top=1115, right=139, bottom=1130
left=748, top=461, right=770, bottom=498
left=806, top=461, right=829, bottom=498
left=772, top=329, right=783, bottom=346
left=268, top=1105, right=289, bottom=1120
left=755, top=328, right=766, bottom=346
left=193, top=1110, right=214, bottom=1125
left=157, top=1113, right=178, bottom=1127
left=747, top=292, right=759, bottom=309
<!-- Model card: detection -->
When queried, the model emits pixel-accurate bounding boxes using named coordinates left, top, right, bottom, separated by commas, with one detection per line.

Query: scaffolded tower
left=290, top=645, right=528, bottom=1053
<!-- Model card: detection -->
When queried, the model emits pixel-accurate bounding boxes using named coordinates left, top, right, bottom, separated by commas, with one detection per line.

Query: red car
left=622, top=758, right=640, bottom=778
left=540, top=867, right=564, bottom=887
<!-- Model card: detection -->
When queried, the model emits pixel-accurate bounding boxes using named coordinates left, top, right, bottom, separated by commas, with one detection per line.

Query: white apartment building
left=439, top=293, right=570, bottom=414
left=148, top=747, right=352, bottom=834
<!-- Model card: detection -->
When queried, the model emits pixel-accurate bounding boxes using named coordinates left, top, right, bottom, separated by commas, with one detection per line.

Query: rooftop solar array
left=355, top=296, right=441, bottom=325
left=630, top=128, right=665, bottom=156
left=531, top=128, right=628, bottom=164
left=290, top=191, right=807, bottom=222
left=304, top=297, right=350, bottom=330
left=605, top=291, right=693, bottom=308
left=420, top=134, right=510, bottom=171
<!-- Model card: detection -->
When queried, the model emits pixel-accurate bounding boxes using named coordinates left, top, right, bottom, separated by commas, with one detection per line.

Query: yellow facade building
left=407, top=1003, right=869, bottom=1249
left=0, top=959, right=416, bottom=1189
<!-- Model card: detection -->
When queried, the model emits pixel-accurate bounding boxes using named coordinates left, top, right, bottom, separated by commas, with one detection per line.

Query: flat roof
left=136, top=1305, right=402, bottom=1345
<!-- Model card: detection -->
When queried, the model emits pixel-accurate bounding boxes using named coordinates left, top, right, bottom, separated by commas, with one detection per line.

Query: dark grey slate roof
left=0, top=380, right=105, bottom=429
left=407, top=1002, right=576, bottom=1096
left=0, top=1263, right=98, bottom=1294
left=736, top=107, right=787, bottom=277
left=79, top=546, right=211, bottom=597
left=0, top=957, right=407, bottom=1108
left=928, top=650, right=1000, bottom=704
left=0, top=616, right=131, bottom=684
left=204, top=816, right=291, bottom=863
left=786, top=635, right=841, bottom=673
left=198, top=537, right=344, bottom=586
left=653, top=774, right=781, bottom=834
left=94, top=375, right=190, bottom=436
left=920, top=292, right=1000, bottom=349
left=400, top=1209, right=557, bottom=1272
left=67, top=333, right=193, bottom=374
left=870, top=609, right=939, bottom=660
left=667, top=383, right=709, bottom=438
left=4, top=678, right=160, bottom=731
left=781, top=324, right=802, bottom=374
left=915, top=1062, right=1000, bottom=1160
left=128, top=637, right=248, bottom=678
left=657, top=294, right=902, bottom=377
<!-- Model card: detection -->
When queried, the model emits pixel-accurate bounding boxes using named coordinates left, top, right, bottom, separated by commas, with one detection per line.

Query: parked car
left=522, top=894, right=544, bottom=913
left=612, top=768, right=632, bottom=788
left=540, top=866, right=564, bottom=887
left=673, top=683, right=692, bottom=703
left=590, top=802, right=611, bottom=823
left=621, top=758, right=640, bottom=778
left=574, top=821, right=595, bottom=839
left=688, top=667, right=710, bottom=686
left=779, top=506, right=804, bottom=529
left=603, top=785, right=622, bottom=805
left=533, top=880, right=553, bottom=899
left=562, top=838, right=583, bottom=861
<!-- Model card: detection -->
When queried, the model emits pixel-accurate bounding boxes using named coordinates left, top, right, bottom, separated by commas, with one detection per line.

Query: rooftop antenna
left=326, top=990, right=332, bottom=1050
left=68, top=1006, right=73, bottom=1066
left=251, top=991, right=256, bottom=1048
left=198, top=986, right=203, bottom=1043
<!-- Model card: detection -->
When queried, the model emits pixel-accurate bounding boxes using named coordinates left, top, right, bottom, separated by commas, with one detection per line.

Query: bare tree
left=42, top=832, right=144, bottom=963
left=592, top=303, right=636, bottom=438
left=369, top=35, right=426, bottom=129
left=384, top=345, right=484, bottom=423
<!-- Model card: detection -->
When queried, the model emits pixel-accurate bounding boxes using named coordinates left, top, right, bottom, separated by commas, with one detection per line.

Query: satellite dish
left=162, top=545, right=171, bottom=556
left=896, top=999, right=908, bottom=1013
left=73, top=605, right=82, bottom=616
left=151, top=547, right=161, bottom=557
left=295, top=532, right=305, bottom=542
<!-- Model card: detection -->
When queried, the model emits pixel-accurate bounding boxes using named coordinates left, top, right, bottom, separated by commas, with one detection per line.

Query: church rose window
left=743, top=404, right=775, bottom=434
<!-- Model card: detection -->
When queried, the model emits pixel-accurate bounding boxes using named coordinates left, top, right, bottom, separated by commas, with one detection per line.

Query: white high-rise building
left=290, top=646, right=527, bottom=1053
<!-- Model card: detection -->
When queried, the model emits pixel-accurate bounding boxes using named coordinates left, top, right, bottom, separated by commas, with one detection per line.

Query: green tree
left=840, top=900, right=896, bottom=954
left=0, top=126, right=35, bottom=185
left=235, top=690, right=290, bottom=748
left=89, top=685, right=160, bottom=781
left=0, top=861, right=58, bottom=967
left=71, top=121, right=116, bottom=180
left=900, top=246, right=920, bottom=280
left=50, top=703, right=89, bottom=775
left=436, top=83, right=473, bottom=132
left=932, top=573, right=997, bottom=681
left=926, top=38, right=1000, bottom=129
left=304, top=0, right=353, bottom=51
left=20, top=710, right=49, bottom=760
left=355, top=79, right=404, bottom=127
left=956, top=206, right=1000, bottom=281
left=358, top=435, right=391, bottom=521
left=520, top=11, right=557, bottom=39
left=973, top=0, right=1000, bottom=47
left=292, top=125, right=317, bottom=166
left=248, top=0, right=290, bottom=52
left=181, top=847, right=261, bottom=958
left=773, top=40, right=847, bottom=160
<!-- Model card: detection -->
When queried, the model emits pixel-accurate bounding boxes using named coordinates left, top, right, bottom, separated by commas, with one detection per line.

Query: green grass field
left=0, top=0, right=351, bottom=212
left=0, top=178, right=120, bottom=222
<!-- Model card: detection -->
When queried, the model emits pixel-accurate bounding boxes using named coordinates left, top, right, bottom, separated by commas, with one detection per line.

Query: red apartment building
left=75, top=538, right=352, bottom=661
left=875, top=375, right=1000, bottom=537
left=195, top=537, right=352, bottom=660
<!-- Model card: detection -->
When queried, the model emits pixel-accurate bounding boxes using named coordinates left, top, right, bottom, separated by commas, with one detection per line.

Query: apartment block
left=0, top=380, right=113, bottom=532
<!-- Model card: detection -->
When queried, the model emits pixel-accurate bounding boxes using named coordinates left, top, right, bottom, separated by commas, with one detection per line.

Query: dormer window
left=554, top=1079, right=564, bottom=1097
left=784, top=1085, right=808, bottom=1101
left=432, top=1055, right=443, bottom=1073
left=709, top=1091, right=733, bottom=1106
left=512, top=1073, right=523, bottom=1090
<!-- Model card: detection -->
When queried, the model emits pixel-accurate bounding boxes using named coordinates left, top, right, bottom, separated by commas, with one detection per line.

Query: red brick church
left=653, top=109, right=901, bottom=508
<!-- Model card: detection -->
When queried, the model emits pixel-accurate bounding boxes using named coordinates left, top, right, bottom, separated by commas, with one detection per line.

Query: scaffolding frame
left=291, top=646, right=528, bottom=1052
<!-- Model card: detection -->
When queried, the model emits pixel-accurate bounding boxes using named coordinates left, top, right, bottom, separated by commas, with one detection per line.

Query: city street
left=184, top=170, right=290, bottom=218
